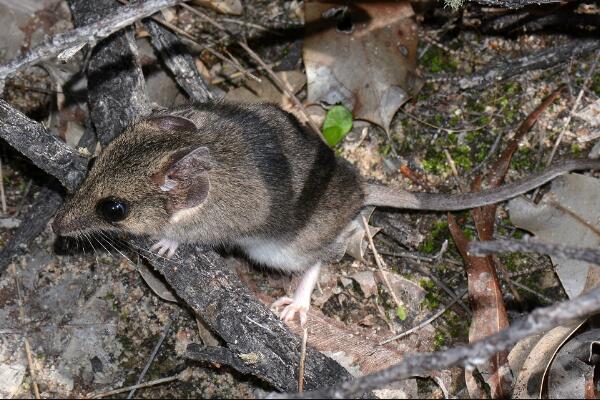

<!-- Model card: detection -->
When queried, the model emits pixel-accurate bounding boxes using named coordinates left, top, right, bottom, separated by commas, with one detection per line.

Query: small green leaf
left=396, top=305, right=407, bottom=321
left=322, top=105, right=353, bottom=147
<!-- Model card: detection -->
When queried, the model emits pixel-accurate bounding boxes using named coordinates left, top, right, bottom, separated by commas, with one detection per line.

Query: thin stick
left=13, top=267, right=41, bottom=399
left=546, top=50, right=600, bottom=166
left=0, top=158, right=6, bottom=214
left=0, top=0, right=186, bottom=81
left=361, top=216, right=404, bottom=311
left=380, top=289, right=468, bottom=345
left=470, top=239, right=600, bottom=266
left=237, top=41, right=323, bottom=138
left=178, top=3, right=260, bottom=82
left=90, top=370, right=191, bottom=398
left=509, top=279, right=554, bottom=304
left=127, top=320, right=172, bottom=399
left=298, top=327, right=308, bottom=392
left=116, top=0, right=195, bottom=41
left=400, top=108, right=491, bottom=134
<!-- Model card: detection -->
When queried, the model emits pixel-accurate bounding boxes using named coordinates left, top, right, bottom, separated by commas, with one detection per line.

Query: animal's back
left=165, top=102, right=365, bottom=268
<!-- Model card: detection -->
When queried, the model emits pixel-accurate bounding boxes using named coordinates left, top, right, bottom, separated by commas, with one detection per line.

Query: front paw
left=271, top=296, right=309, bottom=326
left=150, top=239, right=179, bottom=258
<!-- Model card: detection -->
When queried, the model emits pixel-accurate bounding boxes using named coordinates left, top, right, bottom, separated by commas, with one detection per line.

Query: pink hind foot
left=271, top=263, right=321, bottom=326
left=272, top=296, right=309, bottom=326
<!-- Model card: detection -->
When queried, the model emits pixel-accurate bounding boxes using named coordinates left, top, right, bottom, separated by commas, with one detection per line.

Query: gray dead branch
left=69, top=0, right=151, bottom=146
left=0, top=0, right=184, bottom=84
left=0, top=186, right=63, bottom=274
left=432, top=40, right=600, bottom=90
left=468, top=0, right=561, bottom=8
left=470, top=239, right=600, bottom=266
left=0, top=99, right=88, bottom=191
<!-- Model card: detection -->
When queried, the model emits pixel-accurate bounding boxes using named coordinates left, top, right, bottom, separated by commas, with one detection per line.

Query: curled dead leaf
left=304, top=0, right=421, bottom=133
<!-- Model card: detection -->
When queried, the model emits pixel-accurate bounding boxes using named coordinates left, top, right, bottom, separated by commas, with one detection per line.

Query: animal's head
left=53, top=114, right=213, bottom=238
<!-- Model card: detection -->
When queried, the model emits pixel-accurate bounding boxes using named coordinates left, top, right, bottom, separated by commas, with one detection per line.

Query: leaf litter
left=3, top=0, right=600, bottom=398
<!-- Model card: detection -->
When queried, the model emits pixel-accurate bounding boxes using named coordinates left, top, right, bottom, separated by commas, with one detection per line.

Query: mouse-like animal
left=53, top=102, right=600, bottom=324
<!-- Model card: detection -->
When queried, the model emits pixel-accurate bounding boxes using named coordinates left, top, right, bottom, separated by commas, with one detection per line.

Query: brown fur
left=54, top=102, right=365, bottom=270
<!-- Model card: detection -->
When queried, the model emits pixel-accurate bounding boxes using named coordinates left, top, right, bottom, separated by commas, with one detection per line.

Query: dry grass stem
left=380, top=289, right=468, bottom=345
left=361, top=215, right=405, bottom=311
left=547, top=51, right=600, bottom=165
left=298, top=327, right=308, bottom=392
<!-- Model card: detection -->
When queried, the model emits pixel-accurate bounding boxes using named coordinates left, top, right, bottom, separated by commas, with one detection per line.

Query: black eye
left=97, top=198, right=129, bottom=222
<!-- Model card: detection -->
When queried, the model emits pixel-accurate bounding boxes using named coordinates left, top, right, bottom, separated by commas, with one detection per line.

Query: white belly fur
left=235, top=237, right=307, bottom=272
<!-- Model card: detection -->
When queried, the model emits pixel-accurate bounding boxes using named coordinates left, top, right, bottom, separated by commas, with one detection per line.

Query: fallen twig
left=144, top=19, right=213, bottom=102
left=361, top=216, right=405, bottom=312
left=470, top=239, right=600, bottom=265
left=127, top=320, right=172, bottom=399
left=0, top=100, right=88, bottom=191
left=89, top=369, right=192, bottom=398
left=69, top=0, right=151, bottom=146
left=438, top=40, right=600, bottom=90
left=379, top=289, right=468, bottom=345
left=546, top=50, right=600, bottom=166
left=0, top=186, right=64, bottom=275
left=274, top=280, right=600, bottom=398
left=0, top=0, right=185, bottom=82
left=237, top=41, right=323, bottom=137
left=132, top=239, right=350, bottom=391
left=298, top=328, right=308, bottom=392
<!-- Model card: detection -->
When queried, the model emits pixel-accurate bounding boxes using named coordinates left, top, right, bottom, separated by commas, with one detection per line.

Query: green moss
left=419, top=278, right=435, bottom=290
left=423, top=291, right=440, bottom=310
left=451, top=144, right=473, bottom=171
left=592, top=72, right=600, bottom=96
left=420, top=220, right=449, bottom=254
left=449, top=115, right=461, bottom=127
left=379, top=143, right=392, bottom=156
left=421, top=47, right=458, bottom=74
left=433, top=331, right=446, bottom=350
left=571, top=143, right=582, bottom=156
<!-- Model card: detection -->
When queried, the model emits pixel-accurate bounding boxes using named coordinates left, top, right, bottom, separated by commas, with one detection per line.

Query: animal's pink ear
left=146, top=115, right=197, bottom=131
left=155, top=147, right=212, bottom=212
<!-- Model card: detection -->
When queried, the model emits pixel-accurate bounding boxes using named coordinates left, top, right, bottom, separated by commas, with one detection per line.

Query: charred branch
left=133, top=239, right=351, bottom=391
left=0, top=99, right=88, bottom=191
left=431, top=40, right=600, bottom=90
left=69, top=0, right=151, bottom=146
left=144, top=19, right=213, bottom=102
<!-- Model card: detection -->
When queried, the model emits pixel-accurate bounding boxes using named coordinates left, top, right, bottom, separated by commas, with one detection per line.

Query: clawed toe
left=272, top=297, right=308, bottom=326
left=150, top=239, right=179, bottom=258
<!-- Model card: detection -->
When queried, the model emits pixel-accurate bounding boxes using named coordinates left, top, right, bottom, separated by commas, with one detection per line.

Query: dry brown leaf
left=138, top=263, right=178, bottom=302
left=303, top=0, right=421, bottom=132
left=511, top=322, right=582, bottom=398
left=449, top=215, right=511, bottom=398
left=546, top=327, right=600, bottom=399
left=349, top=270, right=378, bottom=298
left=253, top=292, right=434, bottom=398
left=509, top=174, right=600, bottom=298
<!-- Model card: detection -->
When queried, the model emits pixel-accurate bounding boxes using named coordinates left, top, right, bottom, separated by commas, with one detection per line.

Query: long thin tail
left=364, top=158, right=600, bottom=211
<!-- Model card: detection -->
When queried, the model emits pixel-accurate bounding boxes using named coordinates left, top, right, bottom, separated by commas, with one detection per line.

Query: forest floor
left=1, top=0, right=599, bottom=398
